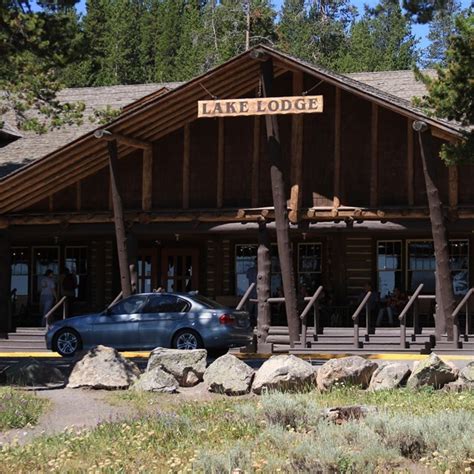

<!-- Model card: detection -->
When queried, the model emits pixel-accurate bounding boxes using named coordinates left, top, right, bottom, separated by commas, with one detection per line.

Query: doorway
left=161, top=248, right=199, bottom=292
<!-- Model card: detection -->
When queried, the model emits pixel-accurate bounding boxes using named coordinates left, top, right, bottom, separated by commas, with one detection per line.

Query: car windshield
left=192, top=294, right=227, bottom=309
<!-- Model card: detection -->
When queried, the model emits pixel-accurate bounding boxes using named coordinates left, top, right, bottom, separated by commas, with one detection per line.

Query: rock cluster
left=61, top=346, right=471, bottom=395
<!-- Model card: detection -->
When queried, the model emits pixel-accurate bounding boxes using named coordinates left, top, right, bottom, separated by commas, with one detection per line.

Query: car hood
left=48, top=313, right=100, bottom=330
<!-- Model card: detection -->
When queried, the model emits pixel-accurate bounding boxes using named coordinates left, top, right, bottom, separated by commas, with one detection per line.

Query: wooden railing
left=236, top=283, right=256, bottom=311
left=352, top=291, right=372, bottom=348
left=300, top=286, right=324, bottom=347
left=44, top=296, right=67, bottom=327
left=398, top=283, right=424, bottom=349
left=452, top=287, right=474, bottom=346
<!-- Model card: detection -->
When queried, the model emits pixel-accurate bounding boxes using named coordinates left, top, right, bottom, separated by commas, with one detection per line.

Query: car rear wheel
left=54, top=328, right=82, bottom=357
left=172, top=330, right=203, bottom=350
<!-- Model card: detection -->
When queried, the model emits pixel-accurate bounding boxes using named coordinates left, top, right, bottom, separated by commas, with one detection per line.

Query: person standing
left=61, top=267, right=77, bottom=317
left=40, top=269, right=56, bottom=326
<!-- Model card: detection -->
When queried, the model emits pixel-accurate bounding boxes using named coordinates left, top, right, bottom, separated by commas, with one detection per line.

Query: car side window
left=109, top=295, right=147, bottom=315
left=143, top=295, right=190, bottom=313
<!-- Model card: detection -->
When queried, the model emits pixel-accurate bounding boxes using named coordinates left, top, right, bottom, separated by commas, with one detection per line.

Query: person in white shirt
left=40, top=269, right=56, bottom=326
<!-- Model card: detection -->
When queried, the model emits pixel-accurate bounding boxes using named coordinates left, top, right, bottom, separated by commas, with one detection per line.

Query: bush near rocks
left=252, top=354, right=316, bottom=395
left=67, top=345, right=140, bottom=390
left=204, top=353, right=255, bottom=396
left=147, top=347, right=207, bottom=387
left=317, top=356, right=378, bottom=391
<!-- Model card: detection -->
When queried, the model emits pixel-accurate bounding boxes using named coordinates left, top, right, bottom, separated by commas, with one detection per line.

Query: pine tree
left=424, top=0, right=461, bottom=66
left=337, top=0, right=417, bottom=72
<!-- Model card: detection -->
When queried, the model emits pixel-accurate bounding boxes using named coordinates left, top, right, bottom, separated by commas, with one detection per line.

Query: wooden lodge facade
left=0, top=46, right=473, bottom=332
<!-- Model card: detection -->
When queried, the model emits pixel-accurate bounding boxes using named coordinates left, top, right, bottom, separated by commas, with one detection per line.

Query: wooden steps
left=0, top=327, right=48, bottom=352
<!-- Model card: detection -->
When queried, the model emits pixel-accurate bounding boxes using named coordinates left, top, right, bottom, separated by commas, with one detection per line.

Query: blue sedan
left=46, top=292, right=253, bottom=357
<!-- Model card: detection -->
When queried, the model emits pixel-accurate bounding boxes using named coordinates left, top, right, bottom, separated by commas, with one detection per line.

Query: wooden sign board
left=198, top=95, right=323, bottom=118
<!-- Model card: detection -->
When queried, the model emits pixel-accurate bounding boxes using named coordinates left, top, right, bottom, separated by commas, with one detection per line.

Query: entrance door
left=137, top=249, right=158, bottom=293
left=161, top=249, right=199, bottom=292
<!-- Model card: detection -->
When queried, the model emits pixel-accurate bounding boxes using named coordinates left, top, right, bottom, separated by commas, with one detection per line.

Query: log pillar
left=0, top=232, right=11, bottom=334
left=260, top=59, right=299, bottom=347
left=257, top=221, right=272, bottom=352
left=107, top=140, right=132, bottom=297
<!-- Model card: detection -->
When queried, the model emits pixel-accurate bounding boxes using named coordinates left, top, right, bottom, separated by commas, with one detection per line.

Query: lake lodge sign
left=198, top=95, right=323, bottom=118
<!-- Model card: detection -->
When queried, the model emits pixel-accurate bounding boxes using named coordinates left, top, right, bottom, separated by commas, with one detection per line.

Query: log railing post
left=398, top=284, right=424, bottom=349
left=352, top=291, right=371, bottom=348
left=452, top=288, right=473, bottom=347
left=299, top=286, right=323, bottom=347
left=236, top=283, right=256, bottom=311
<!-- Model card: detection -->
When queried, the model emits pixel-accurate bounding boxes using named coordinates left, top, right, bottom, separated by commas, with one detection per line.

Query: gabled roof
left=0, top=45, right=462, bottom=214
left=0, top=82, right=181, bottom=176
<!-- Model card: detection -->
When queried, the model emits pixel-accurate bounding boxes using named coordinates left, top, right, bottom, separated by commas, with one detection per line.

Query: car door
left=90, top=295, right=146, bottom=349
left=138, top=294, right=191, bottom=349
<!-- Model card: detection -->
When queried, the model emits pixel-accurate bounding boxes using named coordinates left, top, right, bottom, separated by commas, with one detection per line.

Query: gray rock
left=460, top=361, right=474, bottom=383
left=406, top=353, right=458, bottom=389
left=252, top=355, right=316, bottom=395
left=204, top=353, right=255, bottom=395
left=317, top=356, right=378, bottom=391
left=443, top=379, right=474, bottom=392
left=67, top=345, right=141, bottom=389
left=369, top=363, right=411, bottom=391
left=132, top=366, right=179, bottom=393
left=0, top=358, right=65, bottom=388
left=147, top=347, right=207, bottom=387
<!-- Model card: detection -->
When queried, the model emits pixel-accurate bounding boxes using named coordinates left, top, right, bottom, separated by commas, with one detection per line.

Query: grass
left=0, top=388, right=48, bottom=431
left=0, top=387, right=473, bottom=472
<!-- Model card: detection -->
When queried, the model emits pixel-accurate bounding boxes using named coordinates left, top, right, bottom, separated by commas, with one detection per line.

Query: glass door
left=161, top=249, right=199, bottom=292
left=32, top=246, right=59, bottom=302
left=137, top=249, right=157, bottom=293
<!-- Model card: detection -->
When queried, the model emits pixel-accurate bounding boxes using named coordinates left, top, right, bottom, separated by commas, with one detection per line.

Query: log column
left=260, top=59, right=299, bottom=347
left=107, top=140, right=132, bottom=297
left=257, top=221, right=271, bottom=351
left=370, top=103, right=379, bottom=208
left=0, top=232, right=11, bottom=334
left=333, top=88, right=342, bottom=209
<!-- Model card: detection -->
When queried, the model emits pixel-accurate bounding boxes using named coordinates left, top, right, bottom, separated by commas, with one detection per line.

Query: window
left=109, top=295, right=147, bottom=315
left=377, top=241, right=402, bottom=298
left=11, top=248, right=29, bottom=297
left=137, top=254, right=153, bottom=293
left=143, top=295, right=190, bottom=313
left=298, top=243, right=322, bottom=294
left=65, top=247, right=87, bottom=300
left=235, top=244, right=283, bottom=296
left=32, top=247, right=59, bottom=301
left=193, top=294, right=226, bottom=309
left=407, top=240, right=469, bottom=295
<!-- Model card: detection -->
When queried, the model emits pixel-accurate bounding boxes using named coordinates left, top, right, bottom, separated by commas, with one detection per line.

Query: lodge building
left=0, top=46, right=472, bottom=332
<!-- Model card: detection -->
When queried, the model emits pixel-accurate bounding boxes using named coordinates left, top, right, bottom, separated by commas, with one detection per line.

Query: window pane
left=110, top=295, right=147, bottom=315
left=235, top=245, right=257, bottom=296
left=143, top=295, right=189, bottom=313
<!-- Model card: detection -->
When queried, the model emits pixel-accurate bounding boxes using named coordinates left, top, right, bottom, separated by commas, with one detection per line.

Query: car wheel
left=54, top=328, right=82, bottom=357
left=172, top=329, right=203, bottom=350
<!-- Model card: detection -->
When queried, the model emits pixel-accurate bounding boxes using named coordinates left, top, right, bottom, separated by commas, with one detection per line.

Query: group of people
left=357, top=282, right=408, bottom=327
left=39, top=268, right=77, bottom=326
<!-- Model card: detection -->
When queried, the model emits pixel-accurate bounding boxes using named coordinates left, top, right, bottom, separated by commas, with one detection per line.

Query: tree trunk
left=257, top=221, right=271, bottom=347
left=107, top=140, right=132, bottom=298
left=260, top=60, right=299, bottom=347
left=415, top=121, right=455, bottom=340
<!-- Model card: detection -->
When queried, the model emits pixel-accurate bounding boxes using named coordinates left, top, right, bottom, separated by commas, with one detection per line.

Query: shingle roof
left=0, top=82, right=181, bottom=177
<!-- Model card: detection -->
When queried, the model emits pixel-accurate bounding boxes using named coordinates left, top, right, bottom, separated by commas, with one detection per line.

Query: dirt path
left=0, top=388, right=137, bottom=446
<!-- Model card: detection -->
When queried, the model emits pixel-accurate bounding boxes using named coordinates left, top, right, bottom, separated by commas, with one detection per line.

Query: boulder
left=460, top=361, right=474, bottom=383
left=147, top=348, right=207, bottom=387
left=67, top=345, right=140, bottom=389
left=252, top=355, right=316, bottom=395
left=0, top=358, right=65, bottom=388
left=369, top=363, right=411, bottom=391
left=443, top=379, right=474, bottom=392
left=406, top=353, right=458, bottom=389
left=317, top=356, right=378, bottom=391
left=204, top=353, right=255, bottom=395
left=132, top=366, right=179, bottom=393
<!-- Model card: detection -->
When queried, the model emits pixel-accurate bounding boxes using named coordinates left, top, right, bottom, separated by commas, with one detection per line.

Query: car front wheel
left=172, top=330, right=203, bottom=350
left=54, top=328, right=82, bottom=357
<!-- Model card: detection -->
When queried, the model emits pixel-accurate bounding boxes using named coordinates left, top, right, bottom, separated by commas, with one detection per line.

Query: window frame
left=64, top=245, right=88, bottom=301
left=376, top=240, right=403, bottom=298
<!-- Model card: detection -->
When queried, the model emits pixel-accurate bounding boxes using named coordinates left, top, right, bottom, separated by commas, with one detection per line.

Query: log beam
left=370, top=103, right=379, bottom=208
left=183, top=124, right=191, bottom=209
left=260, top=59, right=299, bottom=347
left=217, top=118, right=225, bottom=208
left=142, top=147, right=153, bottom=211
left=407, top=118, right=415, bottom=206
left=333, top=87, right=342, bottom=208
left=289, top=70, right=304, bottom=224
left=95, top=129, right=152, bottom=150
left=251, top=116, right=260, bottom=207
left=107, top=140, right=132, bottom=297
